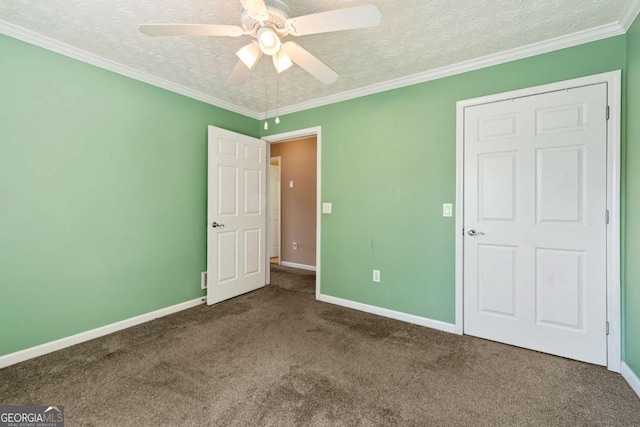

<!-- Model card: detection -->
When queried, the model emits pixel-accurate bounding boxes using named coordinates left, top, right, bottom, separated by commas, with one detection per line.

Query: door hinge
left=606, top=106, right=610, bottom=121
left=605, top=210, right=610, bottom=225
left=606, top=321, right=610, bottom=335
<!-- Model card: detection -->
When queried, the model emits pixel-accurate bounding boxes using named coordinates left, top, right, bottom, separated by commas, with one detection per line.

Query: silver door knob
left=211, top=222, right=225, bottom=228
left=467, top=229, right=484, bottom=236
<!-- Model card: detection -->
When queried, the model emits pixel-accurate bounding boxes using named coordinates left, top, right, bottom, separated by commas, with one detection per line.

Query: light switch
left=443, top=203, right=453, bottom=217
left=289, top=180, right=294, bottom=188
left=322, top=203, right=332, bottom=214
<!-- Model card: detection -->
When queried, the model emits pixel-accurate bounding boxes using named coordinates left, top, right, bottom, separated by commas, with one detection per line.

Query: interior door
left=463, top=84, right=608, bottom=365
left=207, top=126, right=266, bottom=305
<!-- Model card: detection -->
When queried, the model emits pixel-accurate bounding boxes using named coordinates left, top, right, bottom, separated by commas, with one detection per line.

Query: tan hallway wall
left=270, top=136, right=317, bottom=267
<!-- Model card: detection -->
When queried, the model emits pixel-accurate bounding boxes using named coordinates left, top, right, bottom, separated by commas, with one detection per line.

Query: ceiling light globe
left=257, top=27, right=281, bottom=56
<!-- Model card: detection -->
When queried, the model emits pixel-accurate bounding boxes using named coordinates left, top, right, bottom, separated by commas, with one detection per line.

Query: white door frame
left=263, top=126, right=322, bottom=299
left=454, top=71, right=622, bottom=372
left=269, top=156, right=282, bottom=263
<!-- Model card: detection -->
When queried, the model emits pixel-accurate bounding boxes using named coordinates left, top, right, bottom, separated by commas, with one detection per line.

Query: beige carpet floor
left=1, top=265, right=639, bottom=426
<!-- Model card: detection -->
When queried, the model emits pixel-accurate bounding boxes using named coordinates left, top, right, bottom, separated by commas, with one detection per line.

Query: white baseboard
left=0, top=297, right=204, bottom=370
left=621, top=361, right=640, bottom=399
left=317, top=294, right=456, bottom=334
left=280, top=261, right=317, bottom=272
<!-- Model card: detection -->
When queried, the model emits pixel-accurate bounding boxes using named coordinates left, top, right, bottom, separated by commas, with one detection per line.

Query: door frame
left=454, top=71, right=622, bottom=372
left=263, top=126, right=322, bottom=300
left=269, top=156, right=282, bottom=263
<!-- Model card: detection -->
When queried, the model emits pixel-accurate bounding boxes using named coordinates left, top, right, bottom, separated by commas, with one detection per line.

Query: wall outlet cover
left=373, top=269, right=381, bottom=283
left=322, top=203, right=333, bottom=214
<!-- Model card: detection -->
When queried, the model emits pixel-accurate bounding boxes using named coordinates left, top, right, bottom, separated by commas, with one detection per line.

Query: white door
left=269, top=161, right=280, bottom=258
left=463, top=84, right=608, bottom=365
left=207, top=126, right=266, bottom=305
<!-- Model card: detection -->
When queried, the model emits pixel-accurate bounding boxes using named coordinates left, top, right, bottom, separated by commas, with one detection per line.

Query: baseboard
left=280, top=261, right=317, bottom=272
left=0, top=297, right=204, bottom=370
left=317, top=294, right=456, bottom=334
left=621, top=361, right=640, bottom=399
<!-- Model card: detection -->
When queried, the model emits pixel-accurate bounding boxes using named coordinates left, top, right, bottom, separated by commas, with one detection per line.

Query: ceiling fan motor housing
left=241, top=0, right=291, bottom=33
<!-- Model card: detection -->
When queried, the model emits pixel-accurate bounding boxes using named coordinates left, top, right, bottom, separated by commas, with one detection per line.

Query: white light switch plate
left=443, top=203, right=453, bottom=217
left=322, top=203, right=332, bottom=214
left=289, top=180, right=294, bottom=188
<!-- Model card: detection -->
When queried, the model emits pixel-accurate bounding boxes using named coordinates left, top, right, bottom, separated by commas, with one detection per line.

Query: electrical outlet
left=201, top=271, right=207, bottom=289
left=373, top=269, right=381, bottom=283
left=293, top=241, right=298, bottom=250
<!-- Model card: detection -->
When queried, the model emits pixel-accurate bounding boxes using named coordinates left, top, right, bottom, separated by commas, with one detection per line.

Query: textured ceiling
left=0, top=0, right=634, bottom=115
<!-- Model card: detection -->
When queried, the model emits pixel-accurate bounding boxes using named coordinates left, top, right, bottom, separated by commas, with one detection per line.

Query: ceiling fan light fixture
left=272, top=51, right=293, bottom=73
left=236, top=42, right=261, bottom=69
left=257, top=27, right=281, bottom=56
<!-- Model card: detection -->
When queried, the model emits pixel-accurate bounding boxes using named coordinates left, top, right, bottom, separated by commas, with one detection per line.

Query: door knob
left=211, top=222, right=225, bottom=228
left=467, top=229, right=484, bottom=236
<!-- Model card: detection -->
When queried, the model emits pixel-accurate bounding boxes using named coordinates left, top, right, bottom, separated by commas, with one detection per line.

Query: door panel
left=463, top=83, right=608, bottom=365
left=207, top=126, right=266, bottom=305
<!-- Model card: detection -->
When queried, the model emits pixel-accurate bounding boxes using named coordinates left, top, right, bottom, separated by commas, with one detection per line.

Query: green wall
left=262, top=36, right=627, bottom=325
left=1, top=25, right=637, bottom=375
left=0, top=35, right=257, bottom=356
left=625, top=15, right=640, bottom=375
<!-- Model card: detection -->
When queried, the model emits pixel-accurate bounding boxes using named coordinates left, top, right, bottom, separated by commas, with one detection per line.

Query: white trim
left=280, top=261, right=316, bottom=272
left=621, top=362, right=640, bottom=398
left=455, top=71, right=622, bottom=372
left=454, top=103, right=465, bottom=336
left=318, top=294, right=456, bottom=334
left=268, top=156, right=282, bottom=265
left=620, top=0, right=640, bottom=31
left=0, top=297, right=204, bottom=369
left=263, top=126, right=322, bottom=300
left=1, top=18, right=631, bottom=121
left=606, top=71, right=623, bottom=373
left=260, top=23, right=625, bottom=119
left=0, top=20, right=258, bottom=119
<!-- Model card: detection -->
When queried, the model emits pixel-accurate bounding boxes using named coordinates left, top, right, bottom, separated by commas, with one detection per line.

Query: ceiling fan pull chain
left=264, top=57, right=269, bottom=130
left=275, top=67, right=280, bottom=125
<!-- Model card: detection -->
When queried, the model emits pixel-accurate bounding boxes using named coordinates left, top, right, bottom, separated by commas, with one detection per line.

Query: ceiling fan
left=139, top=0, right=382, bottom=85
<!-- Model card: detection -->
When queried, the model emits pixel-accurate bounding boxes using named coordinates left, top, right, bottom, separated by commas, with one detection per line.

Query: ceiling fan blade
left=227, top=59, right=258, bottom=86
left=285, top=4, right=381, bottom=36
left=139, top=24, right=244, bottom=37
left=282, top=42, right=338, bottom=84
left=239, top=0, right=270, bottom=21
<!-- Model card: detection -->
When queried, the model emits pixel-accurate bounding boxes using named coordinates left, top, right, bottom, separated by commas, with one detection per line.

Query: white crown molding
left=620, top=0, right=640, bottom=31
left=0, top=19, right=259, bottom=119
left=264, top=22, right=626, bottom=118
left=1, top=15, right=632, bottom=122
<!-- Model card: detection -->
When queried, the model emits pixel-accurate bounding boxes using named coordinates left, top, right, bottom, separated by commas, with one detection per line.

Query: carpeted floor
left=1, top=265, right=639, bottom=426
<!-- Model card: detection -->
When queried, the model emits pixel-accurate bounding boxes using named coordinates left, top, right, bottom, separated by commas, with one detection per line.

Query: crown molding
left=620, top=0, right=640, bottom=31
left=264, top=21, right=626, bottom=118
left=0, top=19, right=259, bottom=119
left=1, top=15, right=632, bottom=122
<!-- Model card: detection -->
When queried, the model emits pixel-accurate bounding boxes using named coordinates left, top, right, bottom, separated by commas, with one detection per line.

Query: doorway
left=269, top=157, right=281, bottom=265
left=264, top=127, right=322, bottom=299
left=455, top=71, right=621, bottom=371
